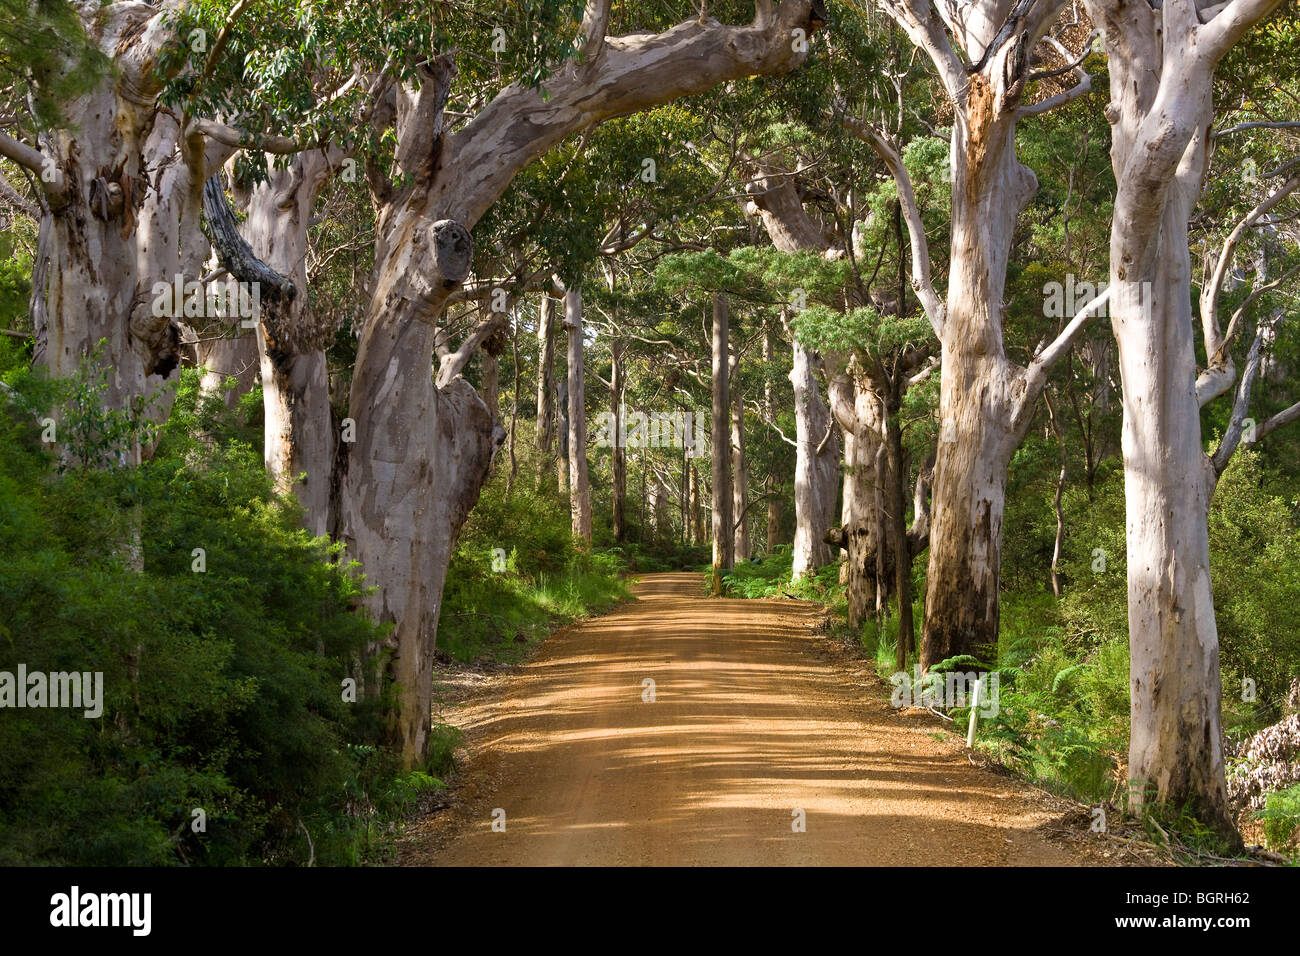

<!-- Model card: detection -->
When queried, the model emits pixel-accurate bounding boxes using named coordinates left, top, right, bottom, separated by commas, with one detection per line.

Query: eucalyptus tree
left=13, top=0, right=834, bottom=764
left=859, top=1, right=1114, bottom=669
left=335, top=0, right=829, bottom=763
left=0, top=2, right=235, bottom=458
left=1079, top=0, right=1296, bottom=838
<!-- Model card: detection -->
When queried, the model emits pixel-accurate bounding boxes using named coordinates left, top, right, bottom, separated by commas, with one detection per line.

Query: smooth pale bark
left=26, top=10, right=205, bottom=458
left=731, top=352, right=751, bottom=561
left=790, top=338, right=839, bottom=575
left=679, top=445, right=690, bottom=546
left=690, top=464, right=704, bottom=544
left=565, top=287, right=592, bottom=543
left=611, top=339, right=627, bottom=542
left=711, top=292, right=734, bottom=591
left=647, top=469, right=673, bottom=544
left=1082, top=0, right=1281, bottom=840
left=234, top=153, right=339, bottom=536
left=556, top=372, right=570, bottom=496
left=918, top=73, right=1035, bottom=667
left=762, top=320, right=783, bottom=550
left=536, top=294, right=558, bottom=457
left=646, top=470, right=661, bottom=547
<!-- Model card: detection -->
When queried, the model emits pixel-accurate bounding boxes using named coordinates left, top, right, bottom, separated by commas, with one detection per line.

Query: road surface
left=399, top=572, right=1103, bottom=866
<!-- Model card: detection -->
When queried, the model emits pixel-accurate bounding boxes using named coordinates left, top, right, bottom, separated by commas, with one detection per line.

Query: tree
left=332, top=1, right=829, bottom=764
left=711, top=291, right=735, bottom=589
left=1083, top=0, right=1287, bottom=840
left=866, top=0, right=1109, bottom=668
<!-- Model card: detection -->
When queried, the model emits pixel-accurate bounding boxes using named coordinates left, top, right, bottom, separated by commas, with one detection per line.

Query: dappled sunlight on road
left=414, top=573, right=1084, bottom=866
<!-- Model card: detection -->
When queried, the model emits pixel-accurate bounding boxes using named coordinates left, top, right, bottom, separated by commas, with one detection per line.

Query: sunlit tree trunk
left=611, top=338, right=627, bottom=541
left=731, top=350, right=750, bottom=560
left=711, top=292, right=734, bottom=591
left=565, top=286, right=592, bottom=543
left=1082, top=0, right=1280, bottom=840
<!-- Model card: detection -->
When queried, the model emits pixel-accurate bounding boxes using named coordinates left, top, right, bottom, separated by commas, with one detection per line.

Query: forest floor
left=396, top=572, right=1159, bottom=866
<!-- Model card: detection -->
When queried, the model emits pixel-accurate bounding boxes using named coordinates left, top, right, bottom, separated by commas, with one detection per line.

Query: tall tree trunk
left=556, top=372, right=570, bottom=497
left=506, top=311, right=520, bottom=493
left=1082, top=0, right=1276, bottom=840
left=763, top=318, right=783, bottom=551
left=1045, top=389, right=1067, bottom=600
left=336, top=207, right=502, bottom=767
left=829, top=369, right=894, bottom=628
left=790, top=337, right=840, bottom=576
left=31, top=23, right=201, bottom=462
left=565, top=286, right=592, bottom=543
left=918, top=58, right=1041, bottom=671
left=231, top=153, right=339, bottom=536
left=884, top=384, right=913, bottom=669
left=690, top=464, right=703, bottom=544
left=711, top=292, right=734, bottom=591
left=680, top=444, right=690, bottom=546
left=536, top=293, right=557, bottom=488
left=611, top=338, right=626, bottom=542
left=731, top=352, right=750, bottom=561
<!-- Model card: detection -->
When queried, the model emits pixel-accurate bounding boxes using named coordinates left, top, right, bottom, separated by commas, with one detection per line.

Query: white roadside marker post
left=967, top=677, right=984, bottom=748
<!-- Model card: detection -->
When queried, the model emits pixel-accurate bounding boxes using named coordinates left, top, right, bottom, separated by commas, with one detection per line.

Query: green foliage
left=439, top=450, right=630, bottom=664
left=0, top=0, right=108, bottom=125
left=1256, top=785, right=1300, bottom=855
left=981, top=595, right=1130, bottom=802
left=719, top=547, right=842, bottom=603
left=51, top=342, right=162, bottom=471
left=0, top=366, right=418, bottom=865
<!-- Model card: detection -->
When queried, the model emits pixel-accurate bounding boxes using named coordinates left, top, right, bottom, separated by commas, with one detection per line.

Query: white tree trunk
left=236, top=152, right=339, bottom=536
left=790, top=338, right=839, bottom=575
left=711, top=292, right=734, bottom=588
left=1082, top=0, right=1279, bottom=838
left=536, top=294, right=557, bottom=455
left=611, top=338, right=627, bottom=541
left=565, top=286, right=592, bottom=543
left=731, top=352, right=750, bottom=561
left=27, top=9, right=202, bottom=458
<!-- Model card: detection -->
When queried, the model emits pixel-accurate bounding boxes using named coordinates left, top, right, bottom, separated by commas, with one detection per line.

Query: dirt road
left=399, top=573, right=1106, bottom=866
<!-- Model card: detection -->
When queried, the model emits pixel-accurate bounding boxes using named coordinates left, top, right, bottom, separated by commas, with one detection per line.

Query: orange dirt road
left=400, top=572, right=1099, bottom=866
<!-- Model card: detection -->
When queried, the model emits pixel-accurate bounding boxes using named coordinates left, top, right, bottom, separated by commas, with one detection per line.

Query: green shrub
left=0, top=366, right=403, bottom=865
left=1256, top=785, right=1300, bottom=855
